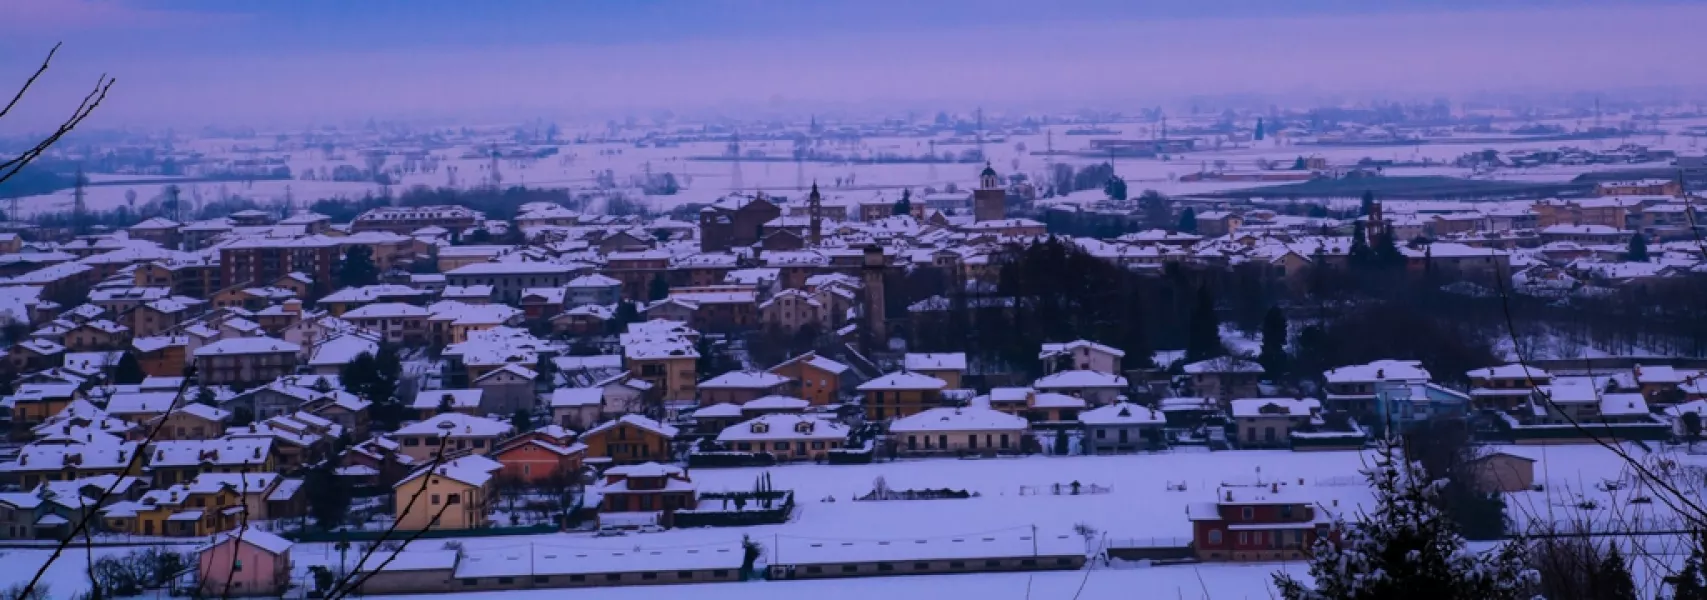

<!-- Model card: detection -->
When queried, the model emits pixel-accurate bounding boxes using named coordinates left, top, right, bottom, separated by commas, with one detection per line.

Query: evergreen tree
left=336, top=245, right=379, bottom=289
left=1185, top=285, right=1224, bottom=364
left=611, top=300, right=641, bottom=334
left=305, top=461, right=351, bottom=532
left=1672, top=538, right=1707, bottom=600
left=1257, top=306, right=1288, bottom=377
left=1177, top=207, right=1198, bottom=234
left=1273, top=449, right=1540, bottom=600
left=1684, top=411, right=1703, bottom=448
left=1360, top=190, right=1375, bottom=217
left=1255, top=118, right=1265, bottom=141
left=1373, top=229, right=1404, bottom=268
left=194, top=386, right=217, bottom=407
left=893, top=189, right=912, bottom=216
left=1626, top=232, right=1649, bottom=262
left=1292, top=156, right=1306, bottom=170
left=1053, top=428, right=1069, bottom=455
left=511, top=409, right=532, bottom=432
left=648, top=273, right=670, bottom=301
left=1104, top=176, right=1128, bottom=201
left=1596, top=543, right=1638, bottom=600
left=112, top=352, right=145, bottom=385
left=230, top=405, right=254, bottom=428
left=1349, top=221, right=1373, bottom=266
left=436, top=394, right=455, bottom=414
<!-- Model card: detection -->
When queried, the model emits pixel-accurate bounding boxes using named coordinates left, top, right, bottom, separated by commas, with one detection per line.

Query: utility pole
left=1031, top=524, right=1038, bottom=556
left=730, top=131, right=744, bottom=193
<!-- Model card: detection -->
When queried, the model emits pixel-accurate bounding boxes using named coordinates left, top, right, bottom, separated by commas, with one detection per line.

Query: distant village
left=0, top=155, right=1706, bottom=595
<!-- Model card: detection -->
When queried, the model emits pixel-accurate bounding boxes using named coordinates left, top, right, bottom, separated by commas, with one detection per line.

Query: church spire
left=808, top=181, right=823, bottom=247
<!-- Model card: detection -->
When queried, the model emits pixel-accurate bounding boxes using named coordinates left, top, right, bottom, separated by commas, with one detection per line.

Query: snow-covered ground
left=14, top=118, right=1700, bottom=218
left=2, top=442, right=1700, bottom=597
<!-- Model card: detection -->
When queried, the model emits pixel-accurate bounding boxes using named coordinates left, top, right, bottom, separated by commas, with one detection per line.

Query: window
left=678, top=571, right=694, bottom=579
left=605, top=574, right=622, bottom=582
left=811, top=441, right=824, bottom=450
left=461, top=579, right=478, bottom=586
left=712, top=570, right=729, bottom=577
left=1279, top=505, right=1295, bottom=520
left=1208, top=529, right=1223, bottom=545
left=1020, top=559, right=1037, bottom=567
left=1238, top=532, right=1249, bottom=545
left=533, top=576, right=549, bottom=584
left=1241, top=507, right=1254, bottom=520
left=839, top=565, right=858, bottom=573
left=1055, top=558, right=1074, bottom=566
left=985, top=560, right=1001, bottom=568
left=878, top=563, right=894, bottom=572
left=913, top=562, right=930, bottom=570
left=1000, top=434, right=1009, bottom=448
left=569, top=575, right=585, bottom=582
left=642, top=573, right=658, bottom=580
left=431, top=494, right=441, bottom=505
left=1095, top=429, right=1105, bottom=440
left=949, top=561, right=965, bottom=569
left=403, top=438, right=419, bottom=447
left=497, top=577, right=514, bottom=584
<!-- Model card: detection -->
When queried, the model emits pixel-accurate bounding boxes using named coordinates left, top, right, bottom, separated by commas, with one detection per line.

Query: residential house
left=697, top=370, right=794, bottom=406
left=1321, top=360, right=1430, bottom=416
left=145, top=438, right=279, bottom=487
left=715, top=414, right=848, bottom=461
left=904, top=353, right=968, bottom=389
left=548, top=388, right=604, bottom=430
left=1039, top=340, right=1125, bottom=375
left=767, top=352, right=850, bottom=406
left=566, top=274, right=623, bottom=306
left=391, top=456, right=500, bottom=531
left=592, top=462, right=697, bottom=528
left=856, top=371, right=949, bottom=420
left=389, top=413, right=514, bottom=462
left=490, top=428, right=586, bottom=483
left=1467, top=364, right=1551, bottom=412
left=155, top=404, right=231, bottom=441
left=890, top=407, right=1028, bottom=456
left=1078, top=402, right=1166, bottom=454
left=472, top=364, right=539, bottom=417
left=1031, top=370, right=1128, bottom=406
left=1182, top=357, right=1264, bottom=403
left=580, top=415, right=678, bottom=466
left=341, top=303, right=430, bottom=345
left=410, top=389, right=485, bottom=420
left=195, top=526, right=294, bottom=597
left=1231, top=398, right=1321, bottom=449
left=193, top=337, right=300, bottom=386
left=1189, top=483, right=1332, bottom=561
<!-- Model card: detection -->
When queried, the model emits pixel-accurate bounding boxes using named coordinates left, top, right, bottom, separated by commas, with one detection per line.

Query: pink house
left=197, top=527, right=294, bottom=597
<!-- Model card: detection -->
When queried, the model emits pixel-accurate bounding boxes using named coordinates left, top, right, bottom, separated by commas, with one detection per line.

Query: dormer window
left=751, top=422, right=769, bottom=434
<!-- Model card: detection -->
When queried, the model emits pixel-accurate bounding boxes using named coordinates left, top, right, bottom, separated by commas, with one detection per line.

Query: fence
left=676, top=491, right=795, bottom=528
left=687, top=451, right=779, bottom=468
left=287, top=524, right=557, bottom=543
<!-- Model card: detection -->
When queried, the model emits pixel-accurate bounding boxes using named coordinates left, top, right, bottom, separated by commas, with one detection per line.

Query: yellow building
left=391, top=456, right=499, bottom=531
left=624, top=348, right=699, bottom=403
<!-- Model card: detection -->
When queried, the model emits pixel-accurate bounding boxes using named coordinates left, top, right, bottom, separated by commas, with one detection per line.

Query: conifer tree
left=1273, top=447, right=1539, bottom=600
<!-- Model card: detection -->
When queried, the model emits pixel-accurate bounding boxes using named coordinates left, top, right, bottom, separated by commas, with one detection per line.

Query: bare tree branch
left=0, top=42, right=116, bottom=190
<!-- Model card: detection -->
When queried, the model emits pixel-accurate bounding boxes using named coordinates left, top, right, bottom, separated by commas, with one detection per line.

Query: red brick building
left=1188, top=483, right=1334, bottom=562
left=592, top=463, right=697, bottom=527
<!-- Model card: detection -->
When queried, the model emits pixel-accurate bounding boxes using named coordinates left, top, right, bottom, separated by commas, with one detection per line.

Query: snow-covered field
left=2, top=442, right=1699, bottom=598
left=14, top=118, right=1699, bottom=218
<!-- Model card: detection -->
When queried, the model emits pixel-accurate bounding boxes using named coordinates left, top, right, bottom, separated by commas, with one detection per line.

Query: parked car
left=594, top=526, right=627, bottom=537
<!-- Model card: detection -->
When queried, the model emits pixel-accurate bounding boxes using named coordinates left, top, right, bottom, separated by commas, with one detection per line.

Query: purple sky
left=2, top=0, right=1705, bottom=132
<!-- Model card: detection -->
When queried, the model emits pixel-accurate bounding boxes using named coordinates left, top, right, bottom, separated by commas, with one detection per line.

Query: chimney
left=1270, top=482, right=1279, bottom=494
left=1224, top=490, right=1233, bottom=502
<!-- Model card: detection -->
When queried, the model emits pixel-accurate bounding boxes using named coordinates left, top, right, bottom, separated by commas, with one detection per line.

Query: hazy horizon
left=4, top=0, right=1707, bottom=133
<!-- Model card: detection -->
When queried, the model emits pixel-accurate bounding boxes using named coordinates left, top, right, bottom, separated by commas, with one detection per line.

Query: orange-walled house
left=768, top=353, right=850, bottom=406
left=490, top=426, right=587, bottom=483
